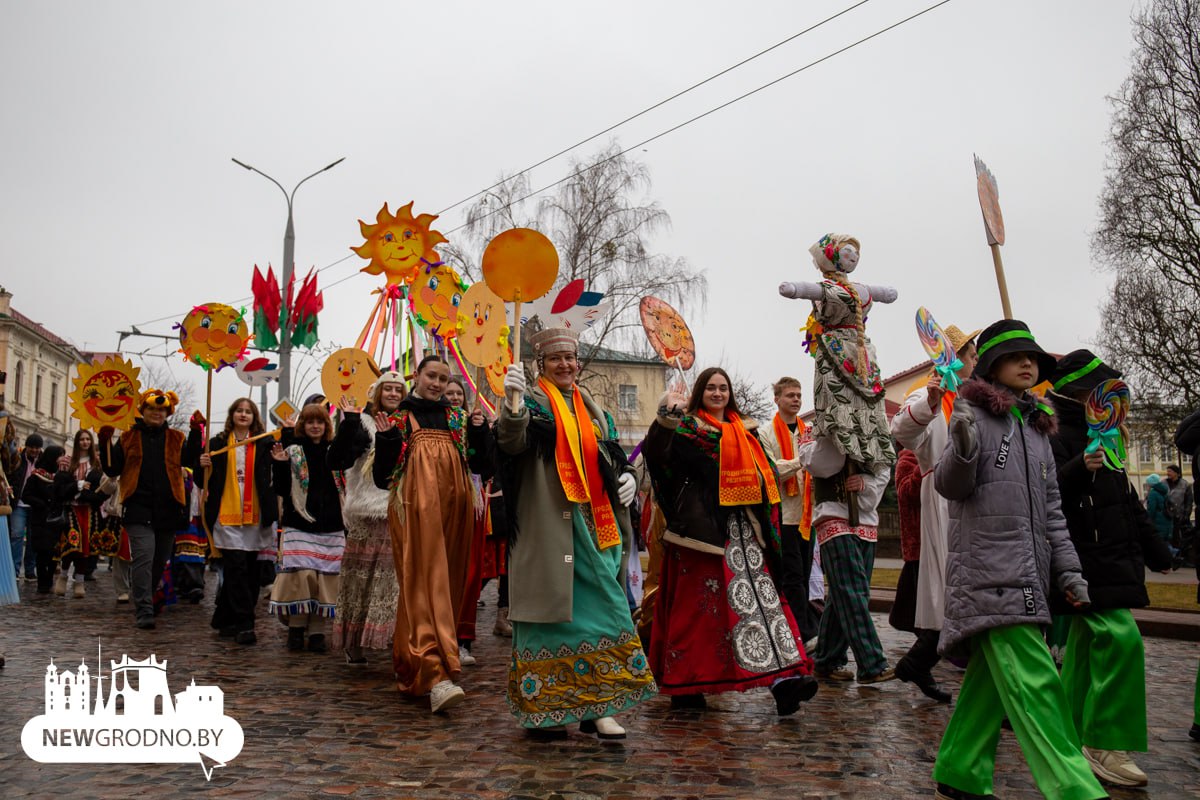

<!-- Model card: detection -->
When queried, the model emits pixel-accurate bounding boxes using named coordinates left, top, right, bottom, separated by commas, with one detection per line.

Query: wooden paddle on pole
left=974, top=155, right=1013, bottom=319
left=480, top=228, right=559, bottom=414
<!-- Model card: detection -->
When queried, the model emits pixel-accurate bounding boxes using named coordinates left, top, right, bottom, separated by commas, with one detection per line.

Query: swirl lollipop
left=915, top=307, right=962, bottom=390
left=1084, top=379, right=1129, bottom=470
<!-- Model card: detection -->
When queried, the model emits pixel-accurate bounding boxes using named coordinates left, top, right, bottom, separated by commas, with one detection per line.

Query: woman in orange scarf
left=197, top=398, right=278, bottom=645
left=643, top=367, right=817, bottom=715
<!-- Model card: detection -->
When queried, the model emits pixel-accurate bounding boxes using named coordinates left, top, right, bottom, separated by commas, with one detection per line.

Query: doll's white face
left=837, top=244, right=859, bottom=273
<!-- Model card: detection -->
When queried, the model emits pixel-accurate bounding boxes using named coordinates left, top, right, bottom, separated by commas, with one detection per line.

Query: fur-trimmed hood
left=958, top=378, right=1057, bottom=436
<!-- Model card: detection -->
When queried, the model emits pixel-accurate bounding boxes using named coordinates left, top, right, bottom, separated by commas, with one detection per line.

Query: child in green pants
left=932, top=320, right=1106, bottom=800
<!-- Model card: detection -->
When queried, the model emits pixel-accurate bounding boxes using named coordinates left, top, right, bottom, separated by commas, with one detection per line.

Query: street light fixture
left=231, top=156, right=345, bottom=403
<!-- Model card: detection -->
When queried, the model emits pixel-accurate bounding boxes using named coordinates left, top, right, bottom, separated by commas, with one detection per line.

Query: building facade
left=0, top=287, right=83, bottom=449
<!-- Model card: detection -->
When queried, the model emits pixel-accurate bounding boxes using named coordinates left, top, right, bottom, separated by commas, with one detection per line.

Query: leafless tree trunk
left=1094, top=0, right=1200, bottom=412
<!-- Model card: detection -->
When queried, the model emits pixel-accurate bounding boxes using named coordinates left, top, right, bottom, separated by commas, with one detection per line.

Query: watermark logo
left=20, top=645, right=243, bottom=780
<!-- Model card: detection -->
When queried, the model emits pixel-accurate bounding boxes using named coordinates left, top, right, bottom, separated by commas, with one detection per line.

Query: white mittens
left=503, top=364, right=526, bottom=398
left=617, top=472, right=637, bottom=507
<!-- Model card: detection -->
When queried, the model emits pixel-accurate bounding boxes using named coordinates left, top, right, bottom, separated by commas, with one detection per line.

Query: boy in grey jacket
left=931, top=320, right=1107, bottom=800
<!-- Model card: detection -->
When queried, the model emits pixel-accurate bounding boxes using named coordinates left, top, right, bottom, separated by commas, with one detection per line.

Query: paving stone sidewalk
left=1, top=569, right=1198, bottom=799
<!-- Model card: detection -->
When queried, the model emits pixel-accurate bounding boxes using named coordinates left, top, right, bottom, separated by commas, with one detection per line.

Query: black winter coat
left=1173, top=406, right=1200, bottom=597
left=23, top=470, right=78, bottom=551
left=1049, top=393, right=1174, bottom=613
left=273, top=439, right=344, bottom=533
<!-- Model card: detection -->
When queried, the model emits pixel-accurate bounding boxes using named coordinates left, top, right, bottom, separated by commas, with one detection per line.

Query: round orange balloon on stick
left=481, top=228, right=559, bottom=412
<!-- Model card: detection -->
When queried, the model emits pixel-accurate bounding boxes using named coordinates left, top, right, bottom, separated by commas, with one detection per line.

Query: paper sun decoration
left=352, top=202, right=448, bottom=288
left=320, top=348, right=382, bottom=408
left=177, top=303, right=250, bottom=371
left=639, top=296, right=695, bottom=370
left=69, top=356, right=142, bottom=431
left=456, top=281, right=510, bottom=369
left=411, top=262, right=468, bottom=339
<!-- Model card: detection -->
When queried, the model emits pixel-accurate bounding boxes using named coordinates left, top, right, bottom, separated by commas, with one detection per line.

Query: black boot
left=668, top=694, right=707, bottom=710
left=287, top=627, right=306, bottom=651
left=770, top=675, right=819, bottom=715
left=895, top=658, right=951, bottom=704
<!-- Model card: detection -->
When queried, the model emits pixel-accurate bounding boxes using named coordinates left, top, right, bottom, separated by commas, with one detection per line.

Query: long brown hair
left=686, top=367, right=743, bottom=417
left=70, top=429, right=99, bottom=472
left=223, top=397, right=265, bottom=437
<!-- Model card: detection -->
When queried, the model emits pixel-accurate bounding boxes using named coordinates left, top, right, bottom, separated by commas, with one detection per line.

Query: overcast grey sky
left=0, top=0, right=1141, bottom=419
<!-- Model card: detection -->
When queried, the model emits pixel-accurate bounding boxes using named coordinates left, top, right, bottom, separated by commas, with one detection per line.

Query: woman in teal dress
left=496, top=327, right=656, bottom=740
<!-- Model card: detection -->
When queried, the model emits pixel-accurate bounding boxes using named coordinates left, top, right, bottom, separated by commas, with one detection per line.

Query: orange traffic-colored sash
left=698, top=410, right=781, bottom=507
left=538, top=378, right=621, bottom=551
left=772, top=413, right=813, bottom=538
left=218, top=438, right=260, bottom=527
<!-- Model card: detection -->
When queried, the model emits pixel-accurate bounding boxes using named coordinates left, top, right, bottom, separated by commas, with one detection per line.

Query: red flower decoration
left=842, top=359, right=856, bottom=374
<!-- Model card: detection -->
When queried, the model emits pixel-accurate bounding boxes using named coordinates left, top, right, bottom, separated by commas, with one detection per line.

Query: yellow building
left=578, top=344, right=669, bottom=450
left=0, top=287, right=83, bottom=448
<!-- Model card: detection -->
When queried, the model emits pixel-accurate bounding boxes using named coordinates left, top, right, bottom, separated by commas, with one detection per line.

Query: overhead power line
left=132, top=0, right=952, bottom=332
left=442, top=0, right=956, bottom=236
left=432, top=0, right=878, bottom=217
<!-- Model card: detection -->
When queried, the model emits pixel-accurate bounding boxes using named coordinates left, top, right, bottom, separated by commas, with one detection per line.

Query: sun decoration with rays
left=352, top=201, right=449, bottom=288
left=69, top=356, right=142, bottom=431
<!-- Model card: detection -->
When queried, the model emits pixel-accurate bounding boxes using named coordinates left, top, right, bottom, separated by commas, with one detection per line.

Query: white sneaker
left=54, top=574, right=68, bottom=596
left=73, top=581, right=85, bottom=599
left=430, top=680, right=465, bottom=713
left=1083, top=746, right=1148, bottom=787
left=460, top=649, right=477, bottom=666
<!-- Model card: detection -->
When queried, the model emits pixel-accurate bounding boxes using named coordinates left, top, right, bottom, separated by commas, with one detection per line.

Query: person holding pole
left=196, top=397, right=278, bottom=646
left=1047, top=350, right=1174, bottom=788
left=497, top=328, right=655, bottom=739
left=99, top=389, right=201, bottom=630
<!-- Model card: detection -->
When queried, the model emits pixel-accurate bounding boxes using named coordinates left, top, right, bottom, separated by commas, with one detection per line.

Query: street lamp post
left=231, top=156, right=344, bottom=404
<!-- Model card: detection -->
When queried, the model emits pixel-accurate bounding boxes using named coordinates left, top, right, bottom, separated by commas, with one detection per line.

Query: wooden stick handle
left=672, top=355, right=687, bottom=388
left=508, top=299, right=523, bottom=414
left=207, top=428, right=282, bottom=457
left=990, top=243, right=1013, bottom=320
left=201, top=371, right=214, bottom=537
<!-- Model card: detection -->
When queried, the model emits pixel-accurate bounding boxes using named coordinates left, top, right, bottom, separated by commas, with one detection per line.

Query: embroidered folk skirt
left=268, top=526, right=344, bottom=619
left=333, top=514, right=399, bottom=652
left=390, top=429, right=475, bottom=695
left=649, top=508, right=813, bottom=695
left=57, top=505, right=117, bottom=562
left=508, top=506, right=657, bottom=729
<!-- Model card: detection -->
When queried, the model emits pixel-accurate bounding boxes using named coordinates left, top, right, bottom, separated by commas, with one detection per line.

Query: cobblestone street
left=1, top=570, right=1198, bottom=799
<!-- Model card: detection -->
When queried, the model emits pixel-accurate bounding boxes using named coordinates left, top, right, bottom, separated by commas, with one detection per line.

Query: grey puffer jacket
left=934, top=378, right=1087, bottom=656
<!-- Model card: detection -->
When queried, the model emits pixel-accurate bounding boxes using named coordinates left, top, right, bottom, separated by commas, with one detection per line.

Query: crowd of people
left=1, top=319, right=1199, bottom=797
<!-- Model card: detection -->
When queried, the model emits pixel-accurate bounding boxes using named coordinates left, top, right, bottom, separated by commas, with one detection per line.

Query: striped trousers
left=814, top=533, right=887, bottom=678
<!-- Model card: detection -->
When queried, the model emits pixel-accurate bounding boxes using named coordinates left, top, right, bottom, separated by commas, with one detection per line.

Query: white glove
left=503, top=364, right=526, bottom=397
left=617, top=472, right=637, bottom=507
left=77, top=480, right=87, bottom=491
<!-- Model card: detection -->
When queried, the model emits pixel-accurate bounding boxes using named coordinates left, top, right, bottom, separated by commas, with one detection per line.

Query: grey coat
left=934, top=378, right=1087, bottom=656
left=496, top=382, right=634, bottom=624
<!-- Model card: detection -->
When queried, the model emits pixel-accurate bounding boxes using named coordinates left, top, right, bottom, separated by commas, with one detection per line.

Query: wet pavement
left=1, top=567, right=1198, bottom=799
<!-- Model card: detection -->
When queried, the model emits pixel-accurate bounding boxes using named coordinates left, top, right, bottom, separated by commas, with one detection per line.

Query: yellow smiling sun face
left=456, top=281, right=508, bottom=368
left=411, top=264, right=467, bottom=338
left=320, top=348, right=381, bottom=408
left=178, top=303, right=249, bottom=371
left=352, top=201, right=449, bottom=288
left=69, top=356, right=142, bottom=431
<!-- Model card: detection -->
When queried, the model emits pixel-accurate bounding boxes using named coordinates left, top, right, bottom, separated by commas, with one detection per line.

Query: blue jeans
left=9, top=505, right=30, bottom=577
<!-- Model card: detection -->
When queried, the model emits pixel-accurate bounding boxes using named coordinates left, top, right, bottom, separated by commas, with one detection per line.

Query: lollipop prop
left=915, top=307, right=963, bottom=391
left=481, top=229, right=559, bottom=413
left=1084, top=379, right=1129, bottom=470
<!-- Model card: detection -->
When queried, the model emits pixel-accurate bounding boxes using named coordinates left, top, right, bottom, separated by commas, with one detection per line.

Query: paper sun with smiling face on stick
left=352, top=202, right=448, bottom=288
left=411, top=263, right=468, bottom=339
left=69, top=356, right=142, bottom=431
left=178, top=303, right=250, bottom=372
left=320, top=348, right=382, bottom=408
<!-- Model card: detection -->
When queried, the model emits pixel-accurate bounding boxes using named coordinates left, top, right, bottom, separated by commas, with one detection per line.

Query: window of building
left=50, top=382, right=58, bottom=417
left=1160, top=441, right=1175, bottom=464
left=12, top=361, right=23, bottom=405
left=35, top=374, right=42, bottom=412
left=618, top=384, right=638, bottom=413
left=1138, top=440, right=1153, bottom=464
